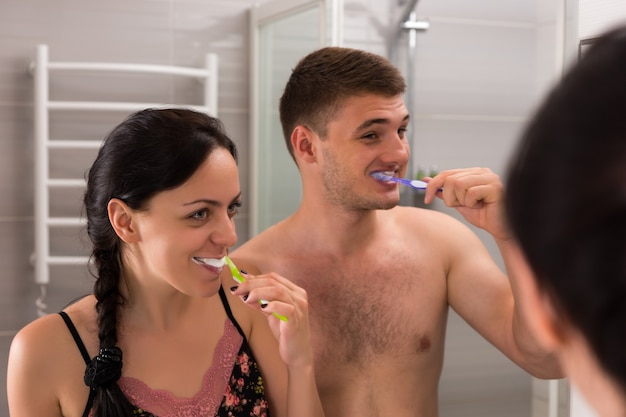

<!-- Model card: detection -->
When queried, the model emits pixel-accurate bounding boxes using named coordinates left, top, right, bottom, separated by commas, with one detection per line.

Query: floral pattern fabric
left=218, top=348, right=269, bottom=417
left=61, top=286, right=270, bottom=417
left=124, top=329, right=270, bottom=417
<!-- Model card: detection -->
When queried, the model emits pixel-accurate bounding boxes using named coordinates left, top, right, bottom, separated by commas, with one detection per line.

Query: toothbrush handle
left=394, top=177, right=415, bottom=186
left=226, top=256, right=288, bottom=321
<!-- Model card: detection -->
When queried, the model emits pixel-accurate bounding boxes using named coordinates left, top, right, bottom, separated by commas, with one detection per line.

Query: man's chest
left=276, top=254, right=449, bottom=365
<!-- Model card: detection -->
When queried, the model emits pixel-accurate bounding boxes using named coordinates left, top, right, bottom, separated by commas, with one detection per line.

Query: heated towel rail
left=31, top=44, right=218, bottom=315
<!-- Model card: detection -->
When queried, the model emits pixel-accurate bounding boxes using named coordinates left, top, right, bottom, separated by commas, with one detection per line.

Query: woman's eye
left=228, top=201, right=242, bottom=216
left=190, top=209, right=209, bottom=220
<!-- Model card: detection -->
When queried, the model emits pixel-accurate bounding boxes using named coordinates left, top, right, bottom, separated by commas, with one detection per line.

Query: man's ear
left=107, top=198, right=140, bottom=243
left=291, top=125, right=317, bottom=164
left=511, top=244, right=568, bottom=350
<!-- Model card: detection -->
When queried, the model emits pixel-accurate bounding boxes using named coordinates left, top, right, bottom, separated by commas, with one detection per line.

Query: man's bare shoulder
left=232, top=221, right=291, bottom=269
left=235, top=206, right=470, bottom=253
left=383, top=204, right=470, bottom=236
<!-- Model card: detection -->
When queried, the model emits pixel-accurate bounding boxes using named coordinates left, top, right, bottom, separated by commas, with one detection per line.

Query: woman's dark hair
left=83, top=108, right=237, bottom=416
left=505, top=26, right=626, bottom=394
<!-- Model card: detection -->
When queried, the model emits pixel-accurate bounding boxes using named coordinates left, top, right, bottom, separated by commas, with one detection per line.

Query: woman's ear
left=511, top=244, right=568, bottom=350
left=107, top=198, right=140, bottom=243
left=291, top=125, right=317, bottom=164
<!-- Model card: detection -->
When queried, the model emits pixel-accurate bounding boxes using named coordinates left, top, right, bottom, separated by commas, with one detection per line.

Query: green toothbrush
left=225, top=256, right=288, bottom=322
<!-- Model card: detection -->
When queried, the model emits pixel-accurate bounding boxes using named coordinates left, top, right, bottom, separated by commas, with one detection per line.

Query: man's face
left=317, top=94, right=410, bottom=211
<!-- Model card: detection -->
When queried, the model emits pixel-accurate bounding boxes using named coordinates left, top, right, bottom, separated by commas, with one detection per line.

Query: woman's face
left=124, top=147, right=240, bottom=297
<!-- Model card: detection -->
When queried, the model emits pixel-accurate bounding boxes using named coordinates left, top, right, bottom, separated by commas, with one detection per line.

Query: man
left=232, top=46, right=562, bottom=417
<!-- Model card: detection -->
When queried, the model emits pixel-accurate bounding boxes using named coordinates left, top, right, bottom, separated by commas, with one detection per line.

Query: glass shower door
left=249, top=0, right=342, bottom=236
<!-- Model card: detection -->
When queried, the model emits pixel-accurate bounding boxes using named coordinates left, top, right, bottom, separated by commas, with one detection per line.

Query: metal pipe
left=34, top=44, right=49, bottom=287
left=389, top=1, right=429, bottom=205
left=389, top=0, right=420, bottom=65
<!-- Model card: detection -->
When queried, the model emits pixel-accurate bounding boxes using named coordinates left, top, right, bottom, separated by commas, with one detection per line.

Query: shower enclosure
left=249, top=0, right=343, bottom=236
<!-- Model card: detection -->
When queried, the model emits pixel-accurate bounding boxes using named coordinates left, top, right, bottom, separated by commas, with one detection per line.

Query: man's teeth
left=194, top=256, right=226, bottom=268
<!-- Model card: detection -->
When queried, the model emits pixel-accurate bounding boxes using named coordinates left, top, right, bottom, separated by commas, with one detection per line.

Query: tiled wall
left=0, top=1, right=260, bottom=414
left=579, top=0, right=626, bottom=39
left=0, top=0, right=562, bottom=416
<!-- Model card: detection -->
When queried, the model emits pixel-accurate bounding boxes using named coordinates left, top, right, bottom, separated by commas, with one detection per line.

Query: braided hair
left=82, top=108, right=237, bottom=416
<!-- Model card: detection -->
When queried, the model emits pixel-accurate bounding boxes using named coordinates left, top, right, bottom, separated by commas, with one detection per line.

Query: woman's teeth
left=193, top=256, right=226, bottom=268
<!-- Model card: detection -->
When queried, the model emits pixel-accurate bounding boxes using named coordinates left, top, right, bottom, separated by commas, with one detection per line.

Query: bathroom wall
left=0, top=1, right=264, bottom=414
left=0, top=0, right=562, bottom=416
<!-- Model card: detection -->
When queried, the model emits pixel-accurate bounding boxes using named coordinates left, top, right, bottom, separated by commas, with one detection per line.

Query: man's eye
left=362, top=132, right=379, bottom=140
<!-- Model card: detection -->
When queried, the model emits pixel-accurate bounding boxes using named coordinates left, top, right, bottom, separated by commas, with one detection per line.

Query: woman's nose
left=212, top=215, right=238, bottom=248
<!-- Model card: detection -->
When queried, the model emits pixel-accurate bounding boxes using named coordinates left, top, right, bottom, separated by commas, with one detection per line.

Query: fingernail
left=230, top=286, right=238, bottom=292
left=239, top=269, right=248, bottom=275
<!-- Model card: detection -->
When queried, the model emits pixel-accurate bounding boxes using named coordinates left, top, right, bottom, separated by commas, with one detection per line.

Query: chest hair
left=293, top=253, right=439, bottom=367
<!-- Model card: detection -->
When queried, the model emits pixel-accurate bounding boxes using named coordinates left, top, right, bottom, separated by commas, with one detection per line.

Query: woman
left=8, top=108, right=323, bottom=417
left=505, top=26, right=626, bottom=417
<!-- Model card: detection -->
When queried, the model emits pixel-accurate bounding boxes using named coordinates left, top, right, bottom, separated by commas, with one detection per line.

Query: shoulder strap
left=58, top=311, right=92, bottom=364
left=218, top=286, right=246, bottom=338
left=58, top=311, right=96, bottom=417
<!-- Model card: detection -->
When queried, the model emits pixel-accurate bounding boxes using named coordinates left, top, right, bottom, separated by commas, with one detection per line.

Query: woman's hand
left=230, top=271, right=313, bottom=368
